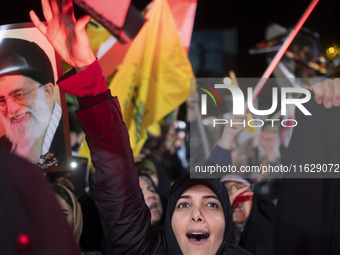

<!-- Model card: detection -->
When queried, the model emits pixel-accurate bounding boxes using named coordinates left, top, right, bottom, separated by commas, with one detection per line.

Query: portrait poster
left=0, top=23, right=71, bottom=172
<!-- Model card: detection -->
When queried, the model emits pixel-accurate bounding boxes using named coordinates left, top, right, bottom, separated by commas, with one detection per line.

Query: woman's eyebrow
left=178, top=195, right=191, bottom=199
left=202, top=195, right=219, bottom=200
left=178, top=195, right=219, bottom=200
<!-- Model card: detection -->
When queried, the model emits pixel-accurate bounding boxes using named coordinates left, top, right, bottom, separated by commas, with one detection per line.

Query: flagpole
left=252, top=0, right=319, bottom=101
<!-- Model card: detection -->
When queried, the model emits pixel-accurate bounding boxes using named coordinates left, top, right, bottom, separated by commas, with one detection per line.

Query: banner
left=109, top=0, right=194, bottom=155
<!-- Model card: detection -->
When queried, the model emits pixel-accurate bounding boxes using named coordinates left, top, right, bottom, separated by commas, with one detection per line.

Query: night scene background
left=1, top=0, right=339, bottom=109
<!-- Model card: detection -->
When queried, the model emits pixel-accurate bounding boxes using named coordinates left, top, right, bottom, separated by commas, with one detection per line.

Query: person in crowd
left=220, top=175, right=274, bottom=255
left=0, top=149, right=79, bottom=254
left=68, top=109, right=85, bottom=155
left=251, top=121, right=282, bottom=205
left=164, top=129, right=189, bottom=174
left=29, top=0, right=250, bottom=254
left=77, top=182, right=107, bottom=254
left=220, top=176, right=254, bottom=230
left=140, top=139, right=172, bottom=205
left=52, top=183, right=104, bottom=254
left=52, top=184, right=83, bottom=244
left=206, top=114, right=276, bottom=254
left=137, top=159, right=168, bottom=218
left=163, top=175, right=250, bottom=255
left=143, top=133, right=188, bottom=184
left=138, top=174, right=164, bottom=234
left=0, top=38, right=66, bottom=166
left=136, top=158, right=160, bottom=187
left=207, top=114, right=247, bottom=169
left=257, top=121, right=281, bottom=166
left=207, top=114, right=280, bottom=206
left=274, top=79, right=340, bottom=255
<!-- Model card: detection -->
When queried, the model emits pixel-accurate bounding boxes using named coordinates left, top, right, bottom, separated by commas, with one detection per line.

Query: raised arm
left=30, top=1, right=153, bottom=254
left=58, top=66, right=153, bottom=254
left=208, top=115, right=246, bottom=167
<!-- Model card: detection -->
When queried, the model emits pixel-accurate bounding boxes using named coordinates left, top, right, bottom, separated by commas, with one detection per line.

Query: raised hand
left=30, top=0, right=96, bottom=70
left=258, top=130, right=278, bottom=162
left=228, top=186, right=254, bottom=207
left=218, top=114, right=246, bottom=150
left=310, top=78, right=340, bottom=108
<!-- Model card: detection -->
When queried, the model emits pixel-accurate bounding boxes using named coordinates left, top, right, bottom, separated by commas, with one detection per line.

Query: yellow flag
left=109, top=0, right=194, bottom=155
left=87, top=19, right=112, bottom=54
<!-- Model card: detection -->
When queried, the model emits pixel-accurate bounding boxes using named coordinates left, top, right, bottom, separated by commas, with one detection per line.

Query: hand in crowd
left=165, top=131, right=178, bottom=154
left=218, top=115, right=246, bottom=150
left=258, top=130, right=278, bottom=163
left=29, top=0, right=96, bottom=71
left=186, top=90, right=200, bottom=122
left=134, top=153, right=146, bottom=163
left=310, top=78, right=340, bottom=108
left=228, top=186, right=254, bottom=207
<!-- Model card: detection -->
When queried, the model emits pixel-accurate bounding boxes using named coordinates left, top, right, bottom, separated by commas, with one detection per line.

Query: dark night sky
left=0, top=0, right=338, bottom=113
left=193, top=0, right=339, bottom=76
left=1, top=0, right=338, bottom=78
left=1, top=0, right=338, bottom=40
left=1, top=0, right=338, bottom=45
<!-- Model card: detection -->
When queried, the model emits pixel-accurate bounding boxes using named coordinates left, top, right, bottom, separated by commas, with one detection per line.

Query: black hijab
left=163, top=174, right=250, bottom=255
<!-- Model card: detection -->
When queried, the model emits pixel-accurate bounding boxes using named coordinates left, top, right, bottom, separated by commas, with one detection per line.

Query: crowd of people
left=1, top=0, right=340, bottom=254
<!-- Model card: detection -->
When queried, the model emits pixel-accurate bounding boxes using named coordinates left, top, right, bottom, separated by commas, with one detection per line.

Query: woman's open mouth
left=186, top=231, right=210, bottom=244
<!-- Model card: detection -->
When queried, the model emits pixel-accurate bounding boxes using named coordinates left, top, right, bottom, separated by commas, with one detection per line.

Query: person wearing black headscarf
left=138, top=173, right=164, bottom=236
left=152, top=175, right=251, bottom=255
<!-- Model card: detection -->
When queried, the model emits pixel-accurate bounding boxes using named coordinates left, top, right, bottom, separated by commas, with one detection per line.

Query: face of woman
left=171, top=185, right=225, bottom=255
left=139, top=178, right=163, bottom=225
left=55, top=194, right=74, bottom=228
